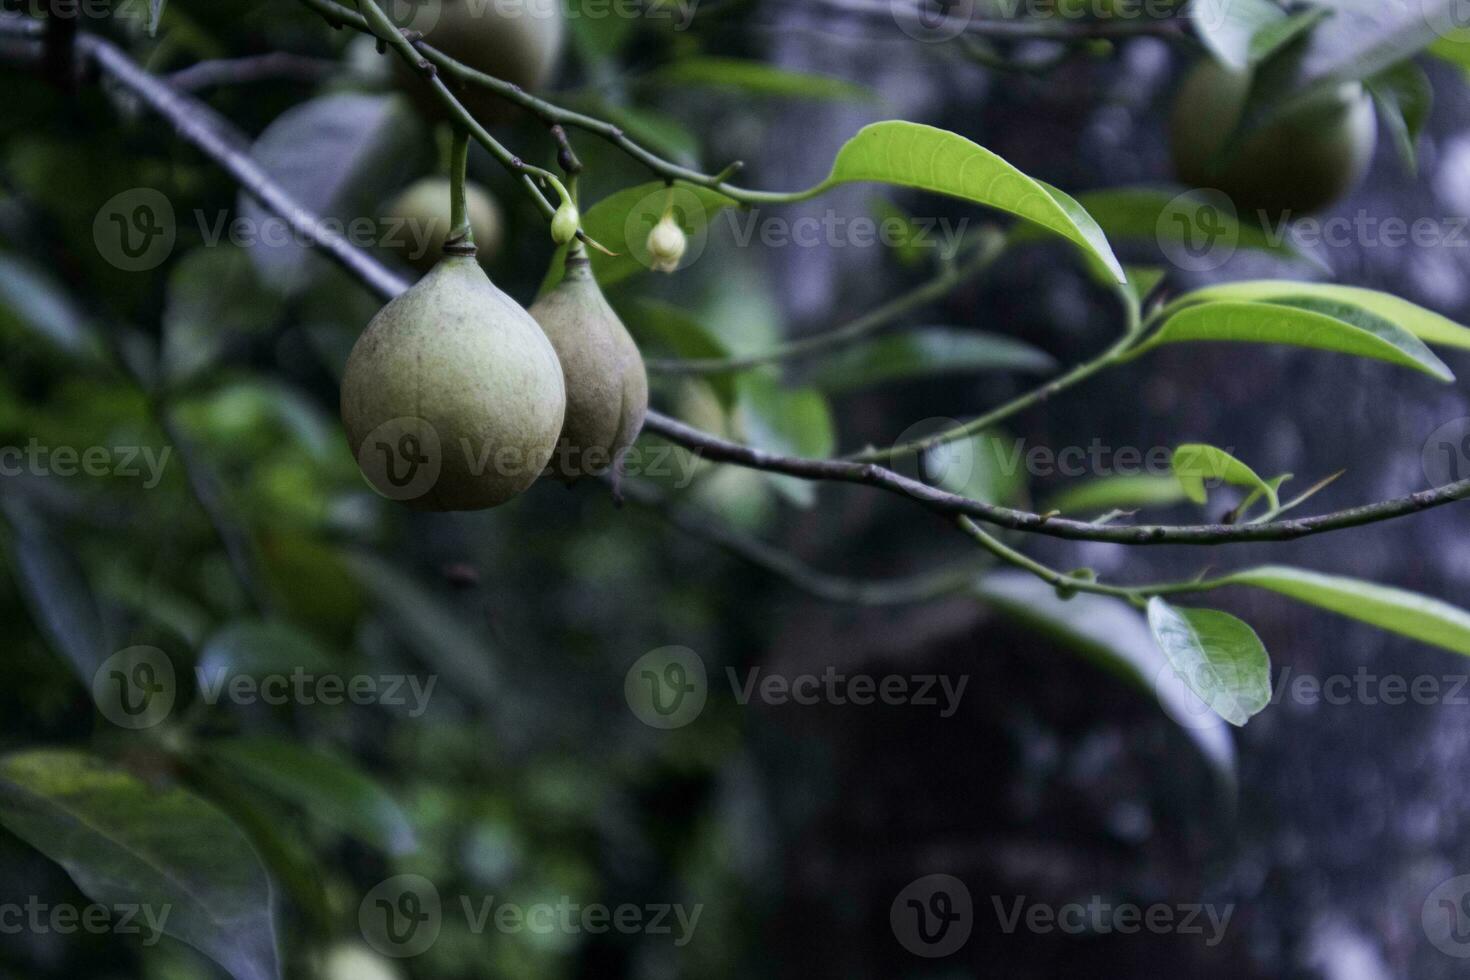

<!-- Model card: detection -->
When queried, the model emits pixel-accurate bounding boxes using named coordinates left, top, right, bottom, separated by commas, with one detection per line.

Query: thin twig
left=166, top=52, right=340, bottom=92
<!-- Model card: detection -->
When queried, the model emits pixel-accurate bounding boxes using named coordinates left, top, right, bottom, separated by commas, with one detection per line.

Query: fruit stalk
left=445, top=124, right=475, bottom=257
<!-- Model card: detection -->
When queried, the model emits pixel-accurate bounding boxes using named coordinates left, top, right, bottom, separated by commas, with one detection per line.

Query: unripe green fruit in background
left=1169, top=58, right=1377, bottom=219
left=390, top=0, right=564, bottom=124
left=529, top=253, right=649, bottom=479
left=382, top=177, right=504, bottom=270
left=318, top=942, right=403, bottom=980
left=341, top=256, right=566, bottom=510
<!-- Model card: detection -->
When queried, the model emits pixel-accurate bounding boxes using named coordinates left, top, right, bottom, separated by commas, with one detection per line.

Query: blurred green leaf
left=1045, top=473, right=1190, bottom=515
left=1366, top=60, right=1433, bottom=175
left=0, top=254, right=102, bottom=361
left=1191, top=0, right=1287, bottom=71
left=203, top=736, right=416, bottom=855
left=342, top=550, right=497, bottom=705
left=807, top=328, right=1055, bottom=393
left=648, top=58, right=876, bottom=102
left=238, top=94, right=421, bottom=294
left=975, top=573, right=1234, bottom=775
left=162, top=248, right=282, bottom=384
left=1147, top=598, right=1271, bottom=727
left=1223, top=566, right=1470, bottom=656
left=735, top=375, right=833, bottom=507
left=198, top=619, right=334, bottom=685
left=0, top=749, right=280, bottom=980
left=1, top=501, right=110, bottom=682
left=618, top=298, right=736, bottom=407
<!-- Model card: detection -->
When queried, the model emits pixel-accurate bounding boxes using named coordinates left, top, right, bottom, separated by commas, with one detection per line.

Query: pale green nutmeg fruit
left=529, top=254, right=648, bottom=480
left=389, top=0, right=564, bottom=125
left=341, top=256, right=566, bottom=510
left=381, top=176, right=505, bottom=271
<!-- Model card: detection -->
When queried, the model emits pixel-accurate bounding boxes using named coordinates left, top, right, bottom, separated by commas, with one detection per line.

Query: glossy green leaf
left=1139, top=299, right=1454, bottom=381
left=1223, top=565, right=1470, bottom=656
left=814, top=122, right=1125, bottom=282
left=1172, top=280, right=1470, bottom=352
left=1147, top=598, right=1271, bottom=727
left=975, top=573, right=1234, bottom=775
left=0, top=750, right=280, bottom=980
left=649, top=58, right=876, bottom=102
left=1172, top=443, right=1276, bottom=509
left=1045, top=474, right=1190, bottom=515
left=204, top=736, right=416, bottom=855
left=807, top=327, right=1055, bottom=393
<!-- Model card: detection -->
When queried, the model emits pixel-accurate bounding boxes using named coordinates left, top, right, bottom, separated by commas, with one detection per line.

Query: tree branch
left=14, top=14, right=1468, bottom=551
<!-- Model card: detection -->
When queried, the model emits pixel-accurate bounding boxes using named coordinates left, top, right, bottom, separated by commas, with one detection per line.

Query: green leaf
left=149, top=0, right=166, bottom=34
left=1139, top=299, right=1455, bottom=381
left=648, top=58, right=876, bottom=103
left=1172, top=279, right=1470, bottom=351
left=0, top=750, right=280, bottom=980
left=341, top=549, right=497, bottom=705
left=1147, top=598, right=1271, bottom=727
left=806, top=328, right=1056, bottom=393
left=1172, top=443, right=1277, bottom=509
left=814, top=122, right=1125, bottom=282
left=198, top=619, right=333, bottom=685
left=928, top=431, right=1027, bottom=509
left=203, top=737, right=416, bottom=855
left=735, top=375, right=834, bottom=507
left=1045, top=474, right=1190, bottom=515
left=1241, top=0, right=1457, bottom=130
left=162, top=248, right=282, bottom=384
left=1, top=501, right=111, bottom=682
left=238, top=94, right=422, bottom=294
left=975, top=573, right=1234, bottom=775
left=1191, top=0, right=1289, bottom=70
left=1367, top=61, right=1433, bottom=175
left=1222, top=565, right=1470, bottom=656
left=617, top=298, right=736, bottom=407
left=1065, top=187, right=1320, bottom=267
left=0, top=255, right=103, bottom=360
left=1248, top=8, right=1331, bottom=64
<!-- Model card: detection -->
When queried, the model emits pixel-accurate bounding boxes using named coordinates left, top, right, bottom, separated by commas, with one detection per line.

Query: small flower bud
left=550, top=202, right=579, bottom=245
left=646, top=214, right=687, bottom=273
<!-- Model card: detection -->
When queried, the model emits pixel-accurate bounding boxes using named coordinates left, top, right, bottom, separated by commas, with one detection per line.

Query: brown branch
left=166, top=52, right=340, bottom=92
